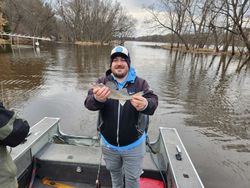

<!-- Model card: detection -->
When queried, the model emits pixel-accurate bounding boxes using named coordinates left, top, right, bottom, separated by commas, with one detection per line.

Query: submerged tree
left=145, top=0, right=190, bottom=50
left=146, top=0, right=250, bottom=70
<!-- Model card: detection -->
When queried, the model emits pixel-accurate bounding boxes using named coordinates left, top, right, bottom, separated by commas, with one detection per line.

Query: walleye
left=91, top=82, right=144, bottom=104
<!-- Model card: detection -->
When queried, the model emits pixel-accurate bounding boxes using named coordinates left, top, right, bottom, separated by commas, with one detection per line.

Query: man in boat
left=85, top=46, right=158, bottom=188
left=0, top=102, right=30, bottom=188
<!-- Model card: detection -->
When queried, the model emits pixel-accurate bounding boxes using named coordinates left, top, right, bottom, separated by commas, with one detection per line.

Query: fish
left=90, top=81, right=144, bottom=105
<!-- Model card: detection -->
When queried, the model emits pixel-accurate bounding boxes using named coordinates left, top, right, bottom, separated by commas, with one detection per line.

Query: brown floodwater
left=0, top=41, right=249, bottom=188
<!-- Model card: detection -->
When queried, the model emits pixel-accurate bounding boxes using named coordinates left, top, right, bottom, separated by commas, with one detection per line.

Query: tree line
left=146, top=0, right=250, bottom=52
left=145, top=0, right=250, bottom=68
left=0, top=0, right=136, bottom=44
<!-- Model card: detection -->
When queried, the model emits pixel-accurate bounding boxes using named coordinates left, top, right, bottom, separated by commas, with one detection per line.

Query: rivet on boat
left=76, top=166, right=82, bottom=173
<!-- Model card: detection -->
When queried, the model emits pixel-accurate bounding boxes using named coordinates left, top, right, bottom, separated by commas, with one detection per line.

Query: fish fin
left=90, top=82, right=104, bottom=89
left=120, top=88, right=128, bottom=95
left=130, top=91, right=144, bottom=97
left=134, top=91, right=144, bottom=96
left=105, top=81, right=117, bottom=90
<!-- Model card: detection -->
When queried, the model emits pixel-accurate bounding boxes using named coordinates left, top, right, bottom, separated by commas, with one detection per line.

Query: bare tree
left=56, top=0, right=135, bottom=43
left=229, top=0, right=250, bottom=52
left=111, top=8, right=136, bottom=44
left=4, top=0, right=57, bottom=37
left=144, top=0, right=250, bottom=72
left=186, top=0, right=216, bottom=48
left=0, top=0, right=7, bottom=32
left=145, top=0, right=191, bottom=50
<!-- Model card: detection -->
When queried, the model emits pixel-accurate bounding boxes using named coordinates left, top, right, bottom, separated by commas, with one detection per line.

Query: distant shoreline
left=0, top=39, right=248, bottom=57
left=160, top=44, right=248, bottom=56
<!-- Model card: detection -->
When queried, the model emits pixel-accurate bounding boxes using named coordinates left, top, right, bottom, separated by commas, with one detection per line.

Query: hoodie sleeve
left=139, top=80, right=158, bottom=115
left=84, top=78, right=106, bottom=111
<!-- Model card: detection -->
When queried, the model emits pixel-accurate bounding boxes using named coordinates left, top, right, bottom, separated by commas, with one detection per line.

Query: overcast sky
left=116, top=0, right=157, bottom=37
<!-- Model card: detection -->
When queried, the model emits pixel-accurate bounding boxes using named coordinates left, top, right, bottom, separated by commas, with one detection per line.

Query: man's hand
left=93, top=86, right=110, bottom=102
left=131, top=95, right=148, bottom=111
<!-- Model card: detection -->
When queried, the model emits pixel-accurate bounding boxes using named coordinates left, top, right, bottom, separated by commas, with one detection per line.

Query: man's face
left=111, top=56, right=129, bottom=79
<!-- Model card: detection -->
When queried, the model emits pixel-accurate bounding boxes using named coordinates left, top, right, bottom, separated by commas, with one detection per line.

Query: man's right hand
left=93, top=86, right=110, bottom=102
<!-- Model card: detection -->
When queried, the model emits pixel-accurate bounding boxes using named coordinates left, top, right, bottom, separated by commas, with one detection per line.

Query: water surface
left=0, top=41, right=249, bottom=188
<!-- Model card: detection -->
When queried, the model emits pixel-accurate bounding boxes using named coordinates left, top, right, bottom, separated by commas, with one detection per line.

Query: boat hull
left=12, top=117, right=204, bottom=188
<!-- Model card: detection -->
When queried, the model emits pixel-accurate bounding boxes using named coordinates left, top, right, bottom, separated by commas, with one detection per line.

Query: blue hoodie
left=112, top=67, right=136, bottom=90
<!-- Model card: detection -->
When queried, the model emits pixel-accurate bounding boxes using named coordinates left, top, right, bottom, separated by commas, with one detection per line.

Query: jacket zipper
left=116, top=103, right=120, bottom=146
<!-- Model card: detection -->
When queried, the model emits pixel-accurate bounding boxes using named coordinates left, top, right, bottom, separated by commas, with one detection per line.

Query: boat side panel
left=11, top=117, right=60, bottom=178
left=159, top=127, right=204, bottom=188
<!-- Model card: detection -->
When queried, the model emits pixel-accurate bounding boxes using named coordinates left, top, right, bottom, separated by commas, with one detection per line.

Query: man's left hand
left=131, top=95, right=148, bottom=111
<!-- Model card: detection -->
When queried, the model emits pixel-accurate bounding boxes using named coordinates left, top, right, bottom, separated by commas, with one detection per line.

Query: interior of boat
left=12, top=117, right=204, bottom=188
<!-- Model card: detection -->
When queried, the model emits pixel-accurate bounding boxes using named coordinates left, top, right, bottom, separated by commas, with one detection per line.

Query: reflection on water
left=164, top=52, right=250, bottom=140
left=0, top=52, right=47, bottom=108
left=0, top=42, right=249, bottom=188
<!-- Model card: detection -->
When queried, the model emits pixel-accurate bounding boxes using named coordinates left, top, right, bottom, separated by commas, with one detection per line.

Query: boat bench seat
left=35, top=143, right=165, bottom=186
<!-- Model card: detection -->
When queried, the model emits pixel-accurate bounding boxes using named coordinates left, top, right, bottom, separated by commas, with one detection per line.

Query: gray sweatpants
left=102, top=142, right=146, bottom=188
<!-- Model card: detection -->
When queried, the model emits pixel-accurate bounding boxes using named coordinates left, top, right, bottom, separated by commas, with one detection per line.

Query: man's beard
left=113, top=65, right=128, bottom=79
left=113, top=71, right=127, bottom=79
left=112, top=65, right=128, bottom=79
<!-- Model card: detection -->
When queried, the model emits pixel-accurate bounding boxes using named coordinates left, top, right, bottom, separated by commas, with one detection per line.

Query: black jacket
left=84, top=72, right=158, bottom=146
left=0, top=102, right=30, bottom=147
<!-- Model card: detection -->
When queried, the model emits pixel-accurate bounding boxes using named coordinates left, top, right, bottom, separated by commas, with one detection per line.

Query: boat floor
left=14, top=118, right=204, bottom=188
left=29, top=143, right=165, bottom=188
left=33, top=177, right=110, bottom=188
